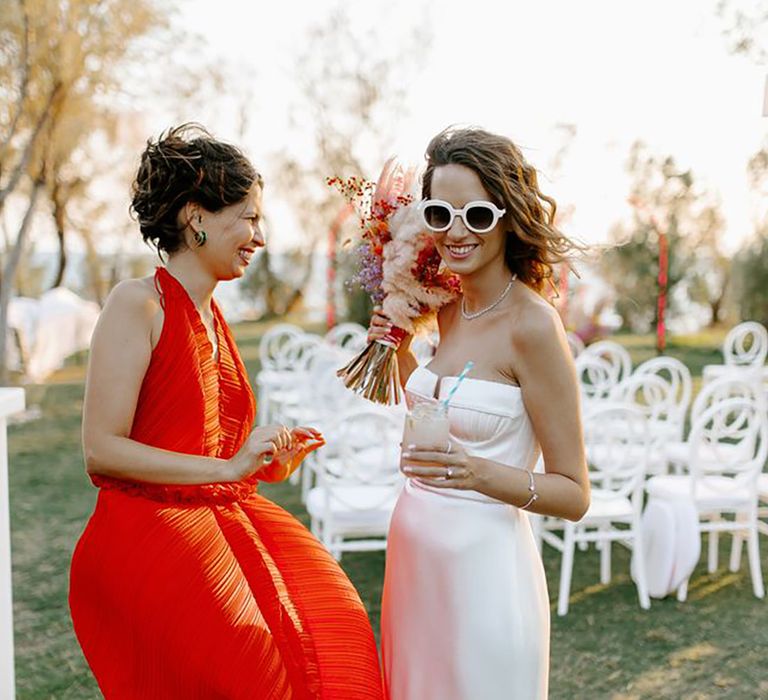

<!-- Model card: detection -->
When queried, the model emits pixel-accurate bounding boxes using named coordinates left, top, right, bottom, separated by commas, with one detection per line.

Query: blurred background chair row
left=256, top=320, right=768, bottom=616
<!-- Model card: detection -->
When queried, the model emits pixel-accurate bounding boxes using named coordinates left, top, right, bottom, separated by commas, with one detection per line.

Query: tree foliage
left=0, top=0, right=174, bottom=380
left=249, top=7, right=431, bottom=325
left=600, top=142, right=731, bottom=332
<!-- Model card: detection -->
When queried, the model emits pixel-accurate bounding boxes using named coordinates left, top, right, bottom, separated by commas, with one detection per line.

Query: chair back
left=258, top=323, right=303, bottom=371
left=317, top=409, right=404, bottom=510
left=633, top=356, right=692, bottom=428
left=723, top=321, right=768, bottom=368
left=688, top=397, right=768, bottom=489
left=690, top=374, right=766, bottom=426
left=610, top=373, right=675, bottom=425
left=581, top=340, right=633, bottom=384
left=276, top=333, right=324, bottom=373
left=583, top=403, right=650, bottom=501
left=575, top=354, right=616, bottom=404
left=324, top=323, right=368, bottom=352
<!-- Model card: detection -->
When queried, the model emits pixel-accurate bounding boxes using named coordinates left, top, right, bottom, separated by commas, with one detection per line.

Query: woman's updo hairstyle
left=422, top=126, right=583, bottom=292
left=130, top=123, right=262, bottom=255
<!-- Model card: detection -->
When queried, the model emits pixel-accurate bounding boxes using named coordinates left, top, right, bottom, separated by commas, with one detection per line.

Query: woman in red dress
left=69, top=124, right=384, bottom=699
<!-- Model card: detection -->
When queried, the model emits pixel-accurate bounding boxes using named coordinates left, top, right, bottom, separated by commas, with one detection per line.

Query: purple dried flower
left=350, top=242, right=385, bottom=304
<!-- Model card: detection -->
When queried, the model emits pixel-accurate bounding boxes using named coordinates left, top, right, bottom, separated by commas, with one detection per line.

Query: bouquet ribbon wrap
left=337, top=326, right=408, bottom=404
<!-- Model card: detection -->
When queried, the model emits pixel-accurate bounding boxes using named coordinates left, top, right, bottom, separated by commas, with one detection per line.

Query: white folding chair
left=324, top=322, right=368, bottom=352
left=664, top=375, right=765, bottom=475
left=646, top=397, right=768, bottom=600
left=306, top=409, right=404, bottom=560
left=575, top=353, right=617, bottom=408
left=544, top=404, right=651, bottom=615
left=255, top=323, right=304, bottom=423
left=267, top=333, right=324, bottom=424
left=581, top=339, right=633, bottom=385
left=703, top=321, right=768, bottom=384
left=609, top=373, right=676, bottom=475
left=757, top=474, right=768, bottom=538
left=633, top=356, right=692, bottom=442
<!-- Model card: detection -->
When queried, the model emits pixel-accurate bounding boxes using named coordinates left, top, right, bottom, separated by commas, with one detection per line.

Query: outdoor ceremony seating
left=542, top=403, right=652, bottom=615
left=574, top=353, right=617, bottom=406
left=703, top=321, right=768, bottom=387
left=323, top=322, right=368, bottom=353
left=255, top=323, right=304, bottom=423
left=663, top=374, right=765, bottom=475
left=262, top=332, right=325, bottom=425
left=306, top=408, right=404, bottom=560
left=632, top=356, right=692, bottom=443
left=580, top=339, right=633, bottom=386
left=646, top=397, right=768, bottom=601
left=256, top=322, right=768, bottom=606
left=608, top=373, right=676, bottom=475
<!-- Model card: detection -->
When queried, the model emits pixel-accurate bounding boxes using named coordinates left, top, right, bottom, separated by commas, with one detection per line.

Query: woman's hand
left=226, top=424, right=294, bottom=480
left=367, top=306, right=411, bottom=350
left=401, top=437, right=489, bottom=491
left=255, top=425, right=326, bottom=483
left=250, top=424, right=294, bottom=451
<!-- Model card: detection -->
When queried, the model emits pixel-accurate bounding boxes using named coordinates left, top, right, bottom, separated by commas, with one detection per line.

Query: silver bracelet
left=519, top=469, right=539, bottom=510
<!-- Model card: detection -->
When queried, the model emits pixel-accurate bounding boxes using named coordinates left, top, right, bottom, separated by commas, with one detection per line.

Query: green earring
left=194, top=230, right=207, bottom=247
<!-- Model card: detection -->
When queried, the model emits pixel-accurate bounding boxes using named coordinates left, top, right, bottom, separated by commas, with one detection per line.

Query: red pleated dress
left=69, top=267, right=384, bottom=699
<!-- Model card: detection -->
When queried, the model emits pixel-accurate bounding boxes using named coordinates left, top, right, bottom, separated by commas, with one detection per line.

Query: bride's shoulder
left=508, top=288, right=565, bottom=354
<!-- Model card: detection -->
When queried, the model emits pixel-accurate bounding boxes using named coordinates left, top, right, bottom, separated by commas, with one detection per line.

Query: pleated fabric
left=69, top=267, right=384, bottom=699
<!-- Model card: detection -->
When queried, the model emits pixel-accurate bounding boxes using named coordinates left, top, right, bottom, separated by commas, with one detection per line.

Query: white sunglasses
left=418, top=199, right=506, bottom=234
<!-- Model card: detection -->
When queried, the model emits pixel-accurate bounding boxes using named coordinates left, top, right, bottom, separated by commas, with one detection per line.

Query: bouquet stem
left=336, top=327, right=407, bottom=405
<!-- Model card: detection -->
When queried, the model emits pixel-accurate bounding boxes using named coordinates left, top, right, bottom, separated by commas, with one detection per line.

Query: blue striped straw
left=441, top=361, right=474, bottom=410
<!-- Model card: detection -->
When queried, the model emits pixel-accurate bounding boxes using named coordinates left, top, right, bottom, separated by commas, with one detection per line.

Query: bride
left=371, top=126, right=591, bottom=700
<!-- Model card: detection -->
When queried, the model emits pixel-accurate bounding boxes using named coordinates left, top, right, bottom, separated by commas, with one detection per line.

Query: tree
left=600, top=142, right=730, bottom=332
left=732, top=137, right=768, bottom=324
left=0, top=0, right=174, bottom=380
left=247, top=6, right=431, bottom=326
left=716, top=1, right=768, bottom=326
left=717, top=0, right=768, bottom=63
left=732, top=224, right=768, bottom=326
left=600, top=144, right=692, bottom=332
left=685, top=203, right=733, bottom=326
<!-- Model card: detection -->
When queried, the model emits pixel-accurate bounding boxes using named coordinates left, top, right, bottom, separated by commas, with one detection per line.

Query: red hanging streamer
left=657, top=231, right=668, bottom=354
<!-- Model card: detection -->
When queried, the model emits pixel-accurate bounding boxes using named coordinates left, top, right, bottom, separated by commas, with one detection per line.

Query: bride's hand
left=400, top=438, right=483, bottom=491
left=367, top=305, right=411, bottom=349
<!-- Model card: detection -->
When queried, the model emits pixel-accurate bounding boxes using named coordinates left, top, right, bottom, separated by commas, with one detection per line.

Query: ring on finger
left=447, top=467, right=455, bottom=479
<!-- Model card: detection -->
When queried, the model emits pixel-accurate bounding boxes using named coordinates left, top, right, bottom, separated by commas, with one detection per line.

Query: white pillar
left=0, top=388, right=25, bottom=700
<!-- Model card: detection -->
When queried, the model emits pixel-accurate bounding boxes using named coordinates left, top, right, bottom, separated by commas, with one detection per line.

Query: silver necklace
left=461, top=275, right=517, bottom=320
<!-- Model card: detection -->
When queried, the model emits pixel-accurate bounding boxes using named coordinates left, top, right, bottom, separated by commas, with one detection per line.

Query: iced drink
left=403, top=401, right=450, bottom=452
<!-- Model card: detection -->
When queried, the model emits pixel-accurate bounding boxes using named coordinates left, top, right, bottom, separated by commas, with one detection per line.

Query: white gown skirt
left=381, top=481, right=550, bottom=700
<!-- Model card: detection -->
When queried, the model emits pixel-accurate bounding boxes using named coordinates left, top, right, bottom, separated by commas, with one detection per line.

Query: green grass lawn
left=8, top=324, right=768, bottom=699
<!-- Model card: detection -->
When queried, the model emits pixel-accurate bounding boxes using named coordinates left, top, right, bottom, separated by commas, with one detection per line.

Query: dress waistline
left=91, top=473, right=259, bottom=506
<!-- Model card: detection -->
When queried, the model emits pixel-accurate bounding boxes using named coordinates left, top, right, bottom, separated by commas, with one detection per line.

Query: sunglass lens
left=466, top=205, right=495, bottom=232
left=423, top=204, right=452, bottom=230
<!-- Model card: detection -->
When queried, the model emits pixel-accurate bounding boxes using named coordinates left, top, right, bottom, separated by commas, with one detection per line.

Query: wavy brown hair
left=130, top=123, right=262, bottom=255
left=422, top=126, right=583, bottom=292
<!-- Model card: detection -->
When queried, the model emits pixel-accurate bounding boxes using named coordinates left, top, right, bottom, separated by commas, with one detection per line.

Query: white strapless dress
left=381, top=366, right=550, bottom=700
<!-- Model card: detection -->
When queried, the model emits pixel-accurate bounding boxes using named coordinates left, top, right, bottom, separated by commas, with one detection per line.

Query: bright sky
left=157, top=0, right=767, bottom=254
